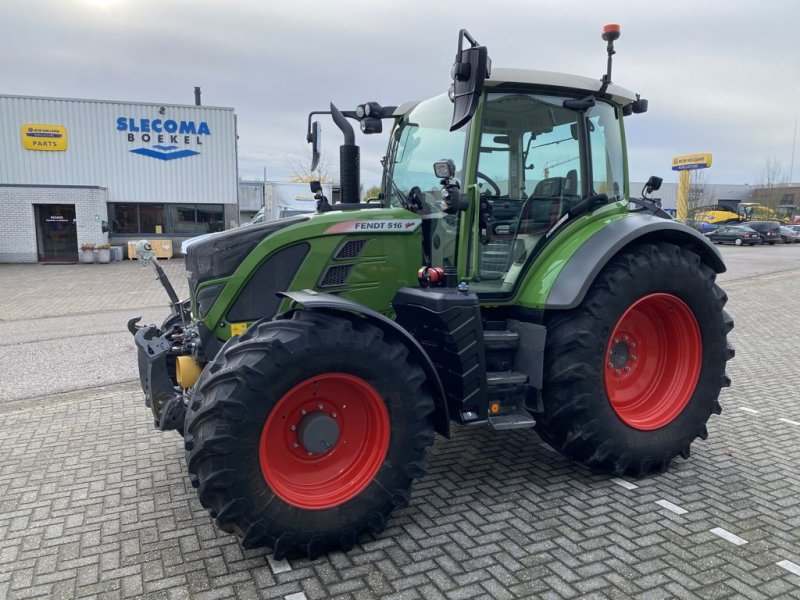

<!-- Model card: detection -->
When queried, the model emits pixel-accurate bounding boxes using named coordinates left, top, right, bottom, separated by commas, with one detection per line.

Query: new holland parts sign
left=116, top=117, right=210, bottom=161
left=21, top=124, right=68, bottom=151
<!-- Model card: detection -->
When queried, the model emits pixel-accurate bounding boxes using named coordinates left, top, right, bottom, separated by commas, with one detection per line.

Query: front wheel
left=536, top=242, right=733, bottom=477
left=734, top=238, right=743, bottom=246
left=184, top=311, right=435, bottom=558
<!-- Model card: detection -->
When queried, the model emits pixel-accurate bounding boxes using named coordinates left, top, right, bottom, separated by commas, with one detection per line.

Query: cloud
left=2, top=0, right=799, bottom=189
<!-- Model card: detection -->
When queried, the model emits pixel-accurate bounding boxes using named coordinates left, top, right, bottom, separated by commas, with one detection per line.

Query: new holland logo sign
left=21, top=124, right=68, bottom=151
left=117, top=117, right=210, bottom=161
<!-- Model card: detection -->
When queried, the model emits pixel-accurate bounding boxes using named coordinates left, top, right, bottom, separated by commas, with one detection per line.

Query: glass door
left=35, top=204, right=78, bottom=263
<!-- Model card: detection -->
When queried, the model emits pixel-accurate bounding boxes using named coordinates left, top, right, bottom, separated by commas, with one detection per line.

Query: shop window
left=139, top=204, right=165, bottom=234
left=197, top=205, right=225, bottom=232
left=111, top=203, right=139, bottom=234
left=109, top=203, right=225, bottom=234
left=167, top=205, right=199, bottom=234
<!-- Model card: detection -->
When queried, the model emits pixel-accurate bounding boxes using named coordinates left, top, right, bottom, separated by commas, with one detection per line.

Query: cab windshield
left=385, top=94, right=467, bottom=267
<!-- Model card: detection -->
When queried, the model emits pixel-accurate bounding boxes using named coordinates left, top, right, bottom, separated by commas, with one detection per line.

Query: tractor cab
left=309, top=26, right=648, bottom=299
left=383, top=70, right=636, bottom=295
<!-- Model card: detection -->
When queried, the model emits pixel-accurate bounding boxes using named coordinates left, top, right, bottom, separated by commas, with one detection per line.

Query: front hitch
left=134, top=240, right=189, bottom=324
left=132, top=324, right=187, bottom=432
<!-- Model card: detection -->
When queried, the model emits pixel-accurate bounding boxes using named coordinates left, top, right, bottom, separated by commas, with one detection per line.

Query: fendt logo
left=116, top=116, right=210, bottom=161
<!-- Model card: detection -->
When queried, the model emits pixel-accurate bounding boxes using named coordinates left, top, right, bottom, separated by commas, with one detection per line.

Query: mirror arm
left=306, top=110, right=331, bottom=142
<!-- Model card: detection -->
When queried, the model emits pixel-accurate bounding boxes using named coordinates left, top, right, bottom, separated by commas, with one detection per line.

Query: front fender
left=545, top=213, right=725, bottom=310
left=279, top=290, right=450, bottom=438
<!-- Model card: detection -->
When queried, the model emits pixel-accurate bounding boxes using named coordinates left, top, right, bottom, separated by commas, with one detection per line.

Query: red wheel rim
left=259, top=373, right=390, bottom=510
left=604, top=293, right=702, bottom=430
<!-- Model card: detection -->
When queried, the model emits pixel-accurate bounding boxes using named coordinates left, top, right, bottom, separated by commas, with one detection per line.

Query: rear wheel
left=734, top=238, right=743, bottom=246
left=184, top=311, right=435, bottom=558
left=536, top=242, right=733, bottom=477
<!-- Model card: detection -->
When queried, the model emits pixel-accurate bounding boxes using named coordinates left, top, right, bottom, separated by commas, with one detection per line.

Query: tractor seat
left=519, top=171, right=579, bottom=233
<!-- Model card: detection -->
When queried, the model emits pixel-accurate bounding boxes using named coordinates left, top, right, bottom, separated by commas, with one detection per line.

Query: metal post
left=676, top=170, right=690, bottom=224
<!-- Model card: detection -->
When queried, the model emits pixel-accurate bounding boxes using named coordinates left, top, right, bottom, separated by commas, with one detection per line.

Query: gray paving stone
left=2, top=253, right=800, bottom=599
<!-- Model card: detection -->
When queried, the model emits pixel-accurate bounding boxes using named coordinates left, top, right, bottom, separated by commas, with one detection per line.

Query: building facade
left=0, top=94, right=238, bottom=262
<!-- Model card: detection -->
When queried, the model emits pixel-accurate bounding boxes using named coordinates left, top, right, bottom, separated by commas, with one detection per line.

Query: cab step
left=488, top=406, right=537, bottom=430
left=483, top=329, right=520, bottom=351
left=486, top=370, right=528, bottom=387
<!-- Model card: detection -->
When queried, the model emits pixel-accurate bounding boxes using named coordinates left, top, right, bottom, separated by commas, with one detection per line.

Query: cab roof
left=393, top=68, right=639, bottom=118
left=486, top=68, right=638, bottom=106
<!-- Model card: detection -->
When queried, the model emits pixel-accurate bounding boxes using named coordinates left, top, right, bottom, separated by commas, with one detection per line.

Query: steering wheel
left=477, top=171, right=501, bottom=196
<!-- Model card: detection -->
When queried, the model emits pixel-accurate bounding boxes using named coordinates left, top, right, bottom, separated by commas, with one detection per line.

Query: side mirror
left=645, top=175, right=663, bottom=193
left=632, top=95, right=648, bottom=114
left=450, top=29, right=491, bottom=131
left=309, top=180, right=322, bottom=194
left=307, top=121, right=322, bottom=171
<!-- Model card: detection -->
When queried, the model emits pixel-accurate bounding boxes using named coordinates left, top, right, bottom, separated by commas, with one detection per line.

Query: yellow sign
left=671, top=153, right=712, bottom=171
left=21, top=124, right=68, bottom=151
left=230, top=322, right=249, bottom=336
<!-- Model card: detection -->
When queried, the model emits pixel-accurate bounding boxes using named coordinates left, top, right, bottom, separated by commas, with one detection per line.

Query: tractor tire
left=537, top=241, right=733, bottom=477
left=184, top=311, right=435, bottom=559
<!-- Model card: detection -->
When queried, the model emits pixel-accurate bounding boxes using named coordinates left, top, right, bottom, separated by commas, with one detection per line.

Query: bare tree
left=687, top=169, right=717, bottom=215
left=753, top=158, right=787, bottom=209
left=285, top=147, right=337, bottom=184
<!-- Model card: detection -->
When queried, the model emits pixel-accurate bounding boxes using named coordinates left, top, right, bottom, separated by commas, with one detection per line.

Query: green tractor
left=130, top=25, right=733, bottom=559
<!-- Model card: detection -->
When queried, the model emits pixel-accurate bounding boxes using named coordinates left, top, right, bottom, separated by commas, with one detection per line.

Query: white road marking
left=610, top=478, right=638, bottom=490
left=778, top=418, right=800, bottom=426
left=777, top=560, right=800, bottom=577
left=710, top=527, right=748, bottom=546
left=268, top=554, right=292, bottom=574
left=656, top=499, right=688, bottom=515
left=285, top=593, right=308, bottom=600
left=738, top=407, right=759, bottom=414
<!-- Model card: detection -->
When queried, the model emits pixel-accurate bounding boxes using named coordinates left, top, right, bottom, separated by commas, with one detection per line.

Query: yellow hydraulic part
left=176, top=356, right=202, bottom=389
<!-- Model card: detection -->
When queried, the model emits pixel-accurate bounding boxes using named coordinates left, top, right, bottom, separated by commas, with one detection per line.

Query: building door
left=35, top=204, right=78, bottom=262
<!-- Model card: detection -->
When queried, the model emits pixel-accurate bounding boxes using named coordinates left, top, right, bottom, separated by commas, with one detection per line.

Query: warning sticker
left=324, top=219, right=422, bottom=234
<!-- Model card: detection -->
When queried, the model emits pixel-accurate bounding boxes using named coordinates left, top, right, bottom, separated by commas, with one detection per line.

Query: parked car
left=743, top=221, right=782, bottom=245
left=706, top=225, right=761, bottom=246
left=779, top=226, right=800, bottom=243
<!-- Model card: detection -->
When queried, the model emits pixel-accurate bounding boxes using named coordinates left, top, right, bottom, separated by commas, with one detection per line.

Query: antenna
left=597, top=24, right=620, bottom=97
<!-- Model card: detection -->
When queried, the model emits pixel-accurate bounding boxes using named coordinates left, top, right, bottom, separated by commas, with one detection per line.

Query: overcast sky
left=3, top=0, right=799, bottom=190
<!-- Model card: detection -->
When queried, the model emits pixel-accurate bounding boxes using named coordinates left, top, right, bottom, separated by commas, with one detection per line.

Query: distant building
left=0, top=93, right=238, bottom=263
left=631, top=181, right=753, bottom=211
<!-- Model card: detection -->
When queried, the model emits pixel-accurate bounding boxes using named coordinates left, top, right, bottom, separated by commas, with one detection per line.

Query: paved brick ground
left=0, top=260, right=188, bottom=321
left=1, top=268, right=800, bottom=598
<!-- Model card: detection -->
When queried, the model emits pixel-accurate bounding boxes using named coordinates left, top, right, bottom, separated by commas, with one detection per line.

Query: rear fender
left=278, top=290, right=450, bottom=438
left=545, top=213, right=725, bottom=310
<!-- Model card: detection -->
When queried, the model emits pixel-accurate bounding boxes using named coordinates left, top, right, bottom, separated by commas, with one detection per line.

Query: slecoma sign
left=116, top=117, right=211, bottom=161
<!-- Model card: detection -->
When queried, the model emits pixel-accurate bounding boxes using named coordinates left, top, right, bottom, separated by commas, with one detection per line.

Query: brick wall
left=0, top=185, right=108, bottom=262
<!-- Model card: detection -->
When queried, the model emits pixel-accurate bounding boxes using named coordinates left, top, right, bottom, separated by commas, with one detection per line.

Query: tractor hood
left=184, top=215, right=310, bottom=296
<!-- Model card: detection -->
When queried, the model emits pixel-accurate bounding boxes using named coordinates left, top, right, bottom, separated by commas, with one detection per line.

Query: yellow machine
left=693, top=205, right=741, bottom=226
left=738, top=203, right=776, bottom=222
